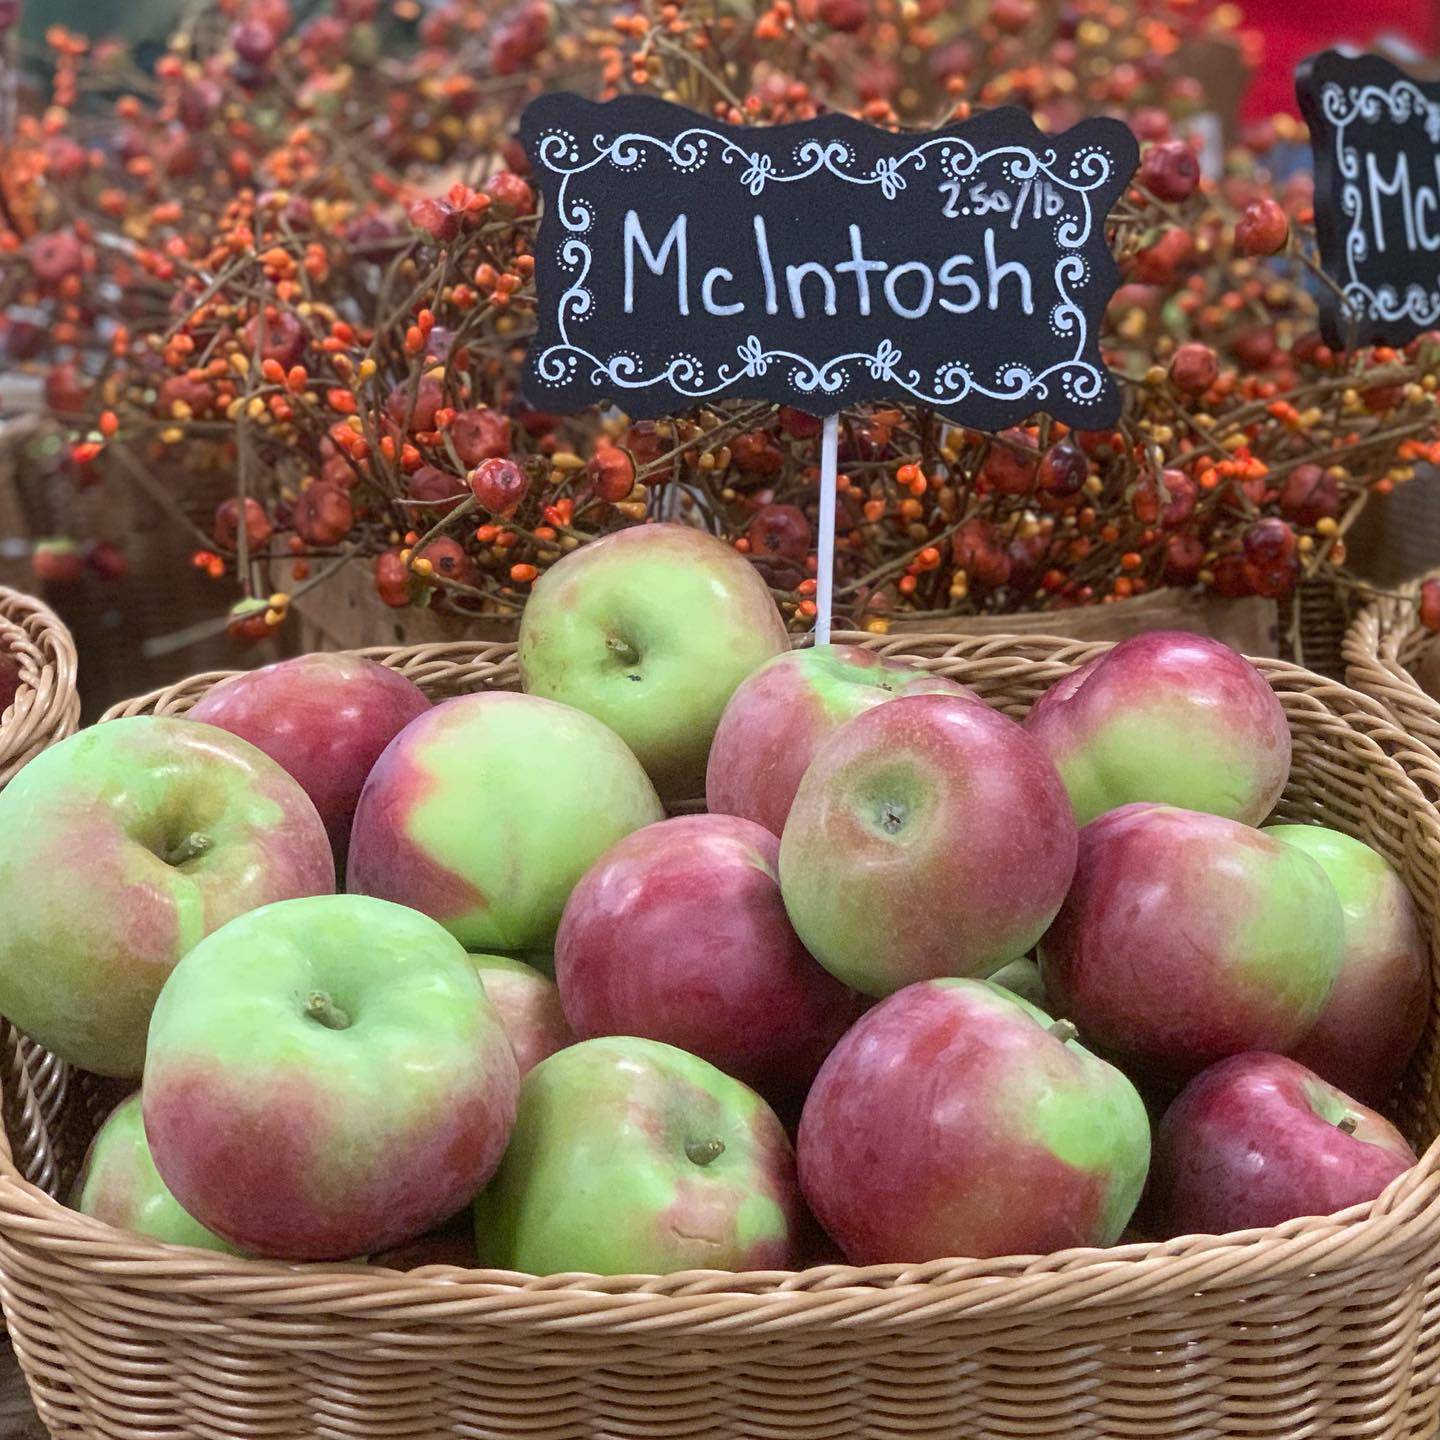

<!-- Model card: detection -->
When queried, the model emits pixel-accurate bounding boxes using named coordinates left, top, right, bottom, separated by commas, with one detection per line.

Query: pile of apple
left=0, top=523, right=1428, bottom=1271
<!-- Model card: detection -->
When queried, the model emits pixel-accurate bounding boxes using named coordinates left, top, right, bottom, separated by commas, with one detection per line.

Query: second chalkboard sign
left=1299, top=50, right=1440, bottom=348
left=520, top=94, right=1137, bottom=432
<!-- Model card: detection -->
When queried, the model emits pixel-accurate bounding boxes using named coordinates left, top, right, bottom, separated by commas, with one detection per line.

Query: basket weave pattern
left=1345, top=575, right=1440, bottom=758
left=2, top=635, right=1440, bottom=1439
left=0, top=586, right=79, bottom=791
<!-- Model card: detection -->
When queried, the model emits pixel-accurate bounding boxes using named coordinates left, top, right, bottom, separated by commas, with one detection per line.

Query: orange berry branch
left=2, top=0, right=1438, bottom=643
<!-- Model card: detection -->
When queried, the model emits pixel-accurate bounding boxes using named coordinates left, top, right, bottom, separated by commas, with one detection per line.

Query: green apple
left=474, top=1036, right=804, bottom=1274
left=72, top=1092, right=234, bottom=1252
left=518, top=523, right=790, bottom=798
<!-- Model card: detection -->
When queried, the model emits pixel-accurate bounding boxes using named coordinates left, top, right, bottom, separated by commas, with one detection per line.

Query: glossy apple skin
left=188, top=653, right=430, bottom=866
left=0, top=717, right=334, bottom=1076
left=144, top=895, right=519, bottom=1261
left=1040, top=804, right=1345, bottom=1081
left=518, top=523, right=790, bottom=800
left=473, top=1036, right=804, bottom=1275
left=1152, top=1053, right=1417, bottom=1236
left=1023, top=631, right=1291, bottom=826
left=706, top=644, right=978, bottom=836
left=72, top=1092, right=235, bottom=1253
left=1263, top=825, right=1430, bottom=1105
left=779, top=694, right=1077, bottom=996
left=348, top=692, right=663, bottom=951
left=555, top=815, right=862, bottom=1101
left=470, top=954, right=573, bottom=1077
left=798, top=979, right=1150, bottom=1263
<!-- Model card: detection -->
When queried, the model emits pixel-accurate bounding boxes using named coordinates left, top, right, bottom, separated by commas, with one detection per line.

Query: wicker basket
left=0, top=586, right=79, bottom=791
left=1345, top=573, right=1440, bottom=758
left=4, top=634, right=1440, bottom=1440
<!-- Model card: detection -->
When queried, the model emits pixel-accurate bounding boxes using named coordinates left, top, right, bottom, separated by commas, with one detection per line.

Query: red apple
left=188, top=653, right=430, bottom=866
left=779, top=694, right=1077, bottom=996
left=1265, top=824, right=1430, bottom=1105
left=1152, top=1053, right=1417, bottom=1235
left=470, top=955, right=573, bottom=1077
left=555, top=815, right=862, bottom=1101
left=1040, top=804, right=1345, bottom=1081
left=798, top=979, right=1151, bottom=1262
left=706, top=644, right=977, bottom=836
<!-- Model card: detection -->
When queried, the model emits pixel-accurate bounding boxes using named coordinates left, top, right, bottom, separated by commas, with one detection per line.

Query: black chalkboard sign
left=519, top=94, right=1137, bottom=432
left=1298, top=50, right=1440, bottom=348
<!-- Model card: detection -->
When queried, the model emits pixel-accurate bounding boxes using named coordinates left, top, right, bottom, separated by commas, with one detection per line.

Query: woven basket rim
left=7, top=630, right=1440, bottom=1327
left=0, top=584, right=80, bottom=787
left=1343, top=574, right=1440, bottom=753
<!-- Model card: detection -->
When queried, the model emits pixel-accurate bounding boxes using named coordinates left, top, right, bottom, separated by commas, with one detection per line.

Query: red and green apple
left=1024, top=631, right=1291, bottom=825
left=470, top=954, right=574, bottom=1078
left=1040, top=803, right=1344, bottom=1080
left=0, top=716, right=334, bottom=1076
left=1152, top=1052, right=1417, bottom=1235
left=473, top=1035, right=804, bottom=1274
left=518, top=523, right=790, bottom=799
left=188, top=652, right=430, bottom=865
left=73, top=1092, right=235, bottom=1252
left=798, top=979, right=1150, bottom=1262
left=143, top=894, right=519, bottom=1261
left=780, top=693, right=1077, bottom=996
left=555, top=814, right=862, bottom=1102
left=1265, top=824, right=1430, bottom=1104
left=347, top=692, right=663, bottom=951
left=706, top=643, right=977, bottom=836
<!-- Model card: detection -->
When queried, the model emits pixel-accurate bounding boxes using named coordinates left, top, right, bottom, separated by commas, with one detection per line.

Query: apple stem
left=1048, top=1019, right=1078, bottom=1044
left=306, top=991, right=351, bottom=1031
left=1338, top=1113, right=1360, bottom=1135
left=685, top=1137, right=726, bottom=1166
left=164, top=831, right=213, bottom=867
left=605, top=635, right=640, bottom=668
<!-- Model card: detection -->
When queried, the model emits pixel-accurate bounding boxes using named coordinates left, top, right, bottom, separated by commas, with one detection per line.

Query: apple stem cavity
left=685, top=1137, right=726, bottom=1166
left=1338, top=1113, right=1360, bottom=1135
left=880, top=802, right=906, bottom=835
left=306, top=990, right=352, bottom=1031
left=1048, top=1019, right=1079, bottom=1044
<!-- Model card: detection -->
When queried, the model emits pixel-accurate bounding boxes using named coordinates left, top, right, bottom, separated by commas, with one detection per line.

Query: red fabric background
left=1239, top=1, right=1439, bottom=119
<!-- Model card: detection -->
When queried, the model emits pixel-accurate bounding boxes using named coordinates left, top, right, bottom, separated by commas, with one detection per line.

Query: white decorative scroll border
left=1322, top=79, right=1440, bottom=330
left=529, top=125, right=1120, bottom=414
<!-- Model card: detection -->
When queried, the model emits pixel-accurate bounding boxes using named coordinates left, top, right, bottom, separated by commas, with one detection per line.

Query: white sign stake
left=815, top=413, right=839, bottom=647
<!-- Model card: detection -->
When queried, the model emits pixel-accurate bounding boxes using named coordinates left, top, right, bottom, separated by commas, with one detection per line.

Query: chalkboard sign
left=1298, top=50, right=1440, bottom=348
left=519, top=94, right=1137, bottom=432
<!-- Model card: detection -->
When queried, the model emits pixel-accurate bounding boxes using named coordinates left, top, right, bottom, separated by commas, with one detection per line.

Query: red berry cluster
left=2, top=0, right=1436, bottom=638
